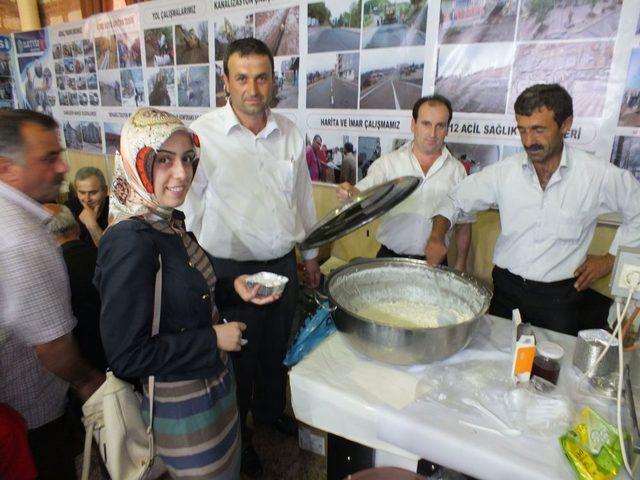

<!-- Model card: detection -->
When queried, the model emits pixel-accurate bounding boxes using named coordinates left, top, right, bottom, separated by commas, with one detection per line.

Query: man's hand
left=425, top=236, right=448, bottom=267
left=303, top=259, right=321, bottom=288
left=574, top=254, right=615, bottom=291
left=78, top=203, right=99, bottom=228
left=34, top=334, right=105, bottom=403
left=213, top=321, right=247, bottom=352
left=233, top=275, right=281, bottom=305
left=336, top=182, right=358, bottom=202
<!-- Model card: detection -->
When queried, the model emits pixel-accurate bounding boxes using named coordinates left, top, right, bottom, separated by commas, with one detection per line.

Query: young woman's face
left=152, top=131, right=196, bottom=208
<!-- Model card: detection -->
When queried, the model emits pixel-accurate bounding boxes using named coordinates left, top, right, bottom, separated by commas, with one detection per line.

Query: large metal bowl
left=325, top=258, right=492, bottom=365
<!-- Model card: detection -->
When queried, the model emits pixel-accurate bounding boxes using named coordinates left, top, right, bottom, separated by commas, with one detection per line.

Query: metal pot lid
left=301, top=176, right=420, bottom=250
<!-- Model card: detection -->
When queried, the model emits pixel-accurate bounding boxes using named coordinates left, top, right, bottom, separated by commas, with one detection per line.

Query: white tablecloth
left=290, top=315, right=635, bottom=479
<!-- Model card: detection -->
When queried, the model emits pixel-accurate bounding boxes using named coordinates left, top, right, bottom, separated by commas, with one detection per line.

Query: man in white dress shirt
left=426, top=84, right=640, bottom=335
left=336, top=95, right=472, bottom=269
left=181, top=38, right=320, bottom=477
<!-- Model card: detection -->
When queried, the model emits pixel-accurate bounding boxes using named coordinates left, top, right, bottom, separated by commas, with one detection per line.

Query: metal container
left=325, top=258, right=492, bottom=365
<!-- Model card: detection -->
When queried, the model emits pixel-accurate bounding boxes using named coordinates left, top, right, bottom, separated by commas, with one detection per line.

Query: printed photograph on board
left=305, top=131, right=357, bottom=183
left=611, top=136, right=640, bottom=182
left=104, top=122, right=123, bottom=154
left=439, top=0, right=518, bottom=44
left=55, top=60, right=63, bottom=75
left=56, top=75, right=65, bottom=90
left=177, top=65, right=210, bottom=107
left=362, top=0, right=427, bottom=49
left=360, top=46, right=423, bottom=110
left=18, top=56, right=55, bottom=114
left=436, top=43, right=514, bottom=114
left=175, top=21, right=209, bottom=65
left=144, top=27, right=174, bottom=67
left=445, top=141, right=500, bottom=174
left=214, top=13, right=254, bottom=61
left=215, top=61, right=226, bottom=107
left=307, top=52, right=359, bottom=109
left=271, top=56, right=299, bottom=109
left=98, top=69, right=122, bottom=106
left=256, top=6, right=299, bottom=56
left=509, top=41, right=614, bottom=118
left=80, top=121, right=103, bottom=153
left=518, top=0, right=622, bottom=41
left=52, top=43, right=62, bottom=59
left=63, top=120, right=83, bottom=150
left=619, top=48, right=640, bottom=127
left=308, top=0, right=361, bottom=53
left=87, top=73, right=97, bottom=89
left=358, top=136, right=381, bottom=180
left=116, top=31, right=142, bottom=68
left=147, top=67, right=176, bottom=106
left=83, top=39, right=94, bottom=56
left=85, top=56, right=96, bottom=73
left=95, top=35, right=118, bottom=70
left=120, top=68, right=145, bottom=107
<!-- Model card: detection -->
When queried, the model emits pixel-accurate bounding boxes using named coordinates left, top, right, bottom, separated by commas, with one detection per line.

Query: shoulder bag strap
left=146, top=255, right=162, bottom=461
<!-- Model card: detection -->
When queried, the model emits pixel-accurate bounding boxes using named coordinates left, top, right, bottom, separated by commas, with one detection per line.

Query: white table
left=290, top=315, right=637, bottom=479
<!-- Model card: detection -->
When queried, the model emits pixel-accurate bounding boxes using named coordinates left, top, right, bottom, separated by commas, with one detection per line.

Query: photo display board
left=5, top=0, right=640, bottom=184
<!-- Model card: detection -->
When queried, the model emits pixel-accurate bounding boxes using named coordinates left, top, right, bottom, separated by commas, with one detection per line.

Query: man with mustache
left=182, top=38, right=319, bottom=477
left=425, top=84, right=640, bottom=335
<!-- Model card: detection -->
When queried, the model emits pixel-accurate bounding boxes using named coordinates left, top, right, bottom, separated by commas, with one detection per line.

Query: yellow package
left=560, top=407, right=624, bottom=480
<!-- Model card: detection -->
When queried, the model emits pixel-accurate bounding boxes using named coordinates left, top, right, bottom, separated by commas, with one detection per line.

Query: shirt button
left=202, top=293, right=210, bottom=301
left=188, top=261, right=194, bottom=268
left=180, top=327, right=186, bottom=332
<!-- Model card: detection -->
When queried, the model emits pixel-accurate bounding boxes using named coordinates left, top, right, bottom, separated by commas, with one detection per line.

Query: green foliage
left=308, top=2, right=332, bottom=24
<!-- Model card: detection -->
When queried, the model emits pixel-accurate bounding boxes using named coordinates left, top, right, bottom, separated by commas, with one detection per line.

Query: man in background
left=65, top=166, right=109, bottom=249
left=45, top=203, right=107, bottom=372
left=337, top=95, right=472, bottom=269
left=0, top=110, right=104, bottom=478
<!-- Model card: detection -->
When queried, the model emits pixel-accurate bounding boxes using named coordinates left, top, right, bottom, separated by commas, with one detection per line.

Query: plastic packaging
left=283, top=302, right=336, bottom=367
left=560, top=407, right=625, bottom=480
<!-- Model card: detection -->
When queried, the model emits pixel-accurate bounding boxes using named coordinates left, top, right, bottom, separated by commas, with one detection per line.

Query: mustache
left=525, top=144, right=544, bottom=152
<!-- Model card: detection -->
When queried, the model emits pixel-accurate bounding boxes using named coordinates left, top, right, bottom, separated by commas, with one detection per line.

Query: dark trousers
left=28, top=412, right=78, bottom=480
left=489, top=266, right=585, bottom=336
left=377, top=244, right=447, bottom=266
left=211, top=250, right=299, bottom=444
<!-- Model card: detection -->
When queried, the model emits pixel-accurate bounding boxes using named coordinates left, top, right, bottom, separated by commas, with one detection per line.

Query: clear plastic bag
left=415, top=359, right=574, bottom=438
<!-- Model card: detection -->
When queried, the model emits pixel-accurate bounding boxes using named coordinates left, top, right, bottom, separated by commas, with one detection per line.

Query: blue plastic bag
left=284, top=301, right=336, bottom=367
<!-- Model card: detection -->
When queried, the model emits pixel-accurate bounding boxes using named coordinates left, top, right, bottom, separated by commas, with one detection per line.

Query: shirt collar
left=221, top=101, right=281, bottom=138
left=409, top=142, right=450, bottom=178
left=0, top=180, right=52, bottom=224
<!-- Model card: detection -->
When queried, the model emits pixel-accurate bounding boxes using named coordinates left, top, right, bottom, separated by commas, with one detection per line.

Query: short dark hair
left=514, top=84, right=573, bottom=126
left=412, top=94, right=453, bottom=125
left=344, top=142, right=354, bottom=154
left=312, top=134, right=322, bottom=143
left=0, top=110, right=58, bottom=165
left=223, top=38, right=274, bottom=77
left=75, top=166, right=107, bottom=191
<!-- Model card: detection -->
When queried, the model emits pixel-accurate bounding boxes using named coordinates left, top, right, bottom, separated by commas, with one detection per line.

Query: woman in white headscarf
left=95, top=107, right=277, bottom=479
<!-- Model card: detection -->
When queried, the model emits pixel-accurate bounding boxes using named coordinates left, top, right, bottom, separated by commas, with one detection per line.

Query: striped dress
left=141, top=217, right=241, bottom=480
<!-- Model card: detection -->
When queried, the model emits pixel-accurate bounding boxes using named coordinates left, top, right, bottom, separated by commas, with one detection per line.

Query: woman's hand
left=213, top=321, right=246, bottom=352
left=233, top=275, right=281, bottom=305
